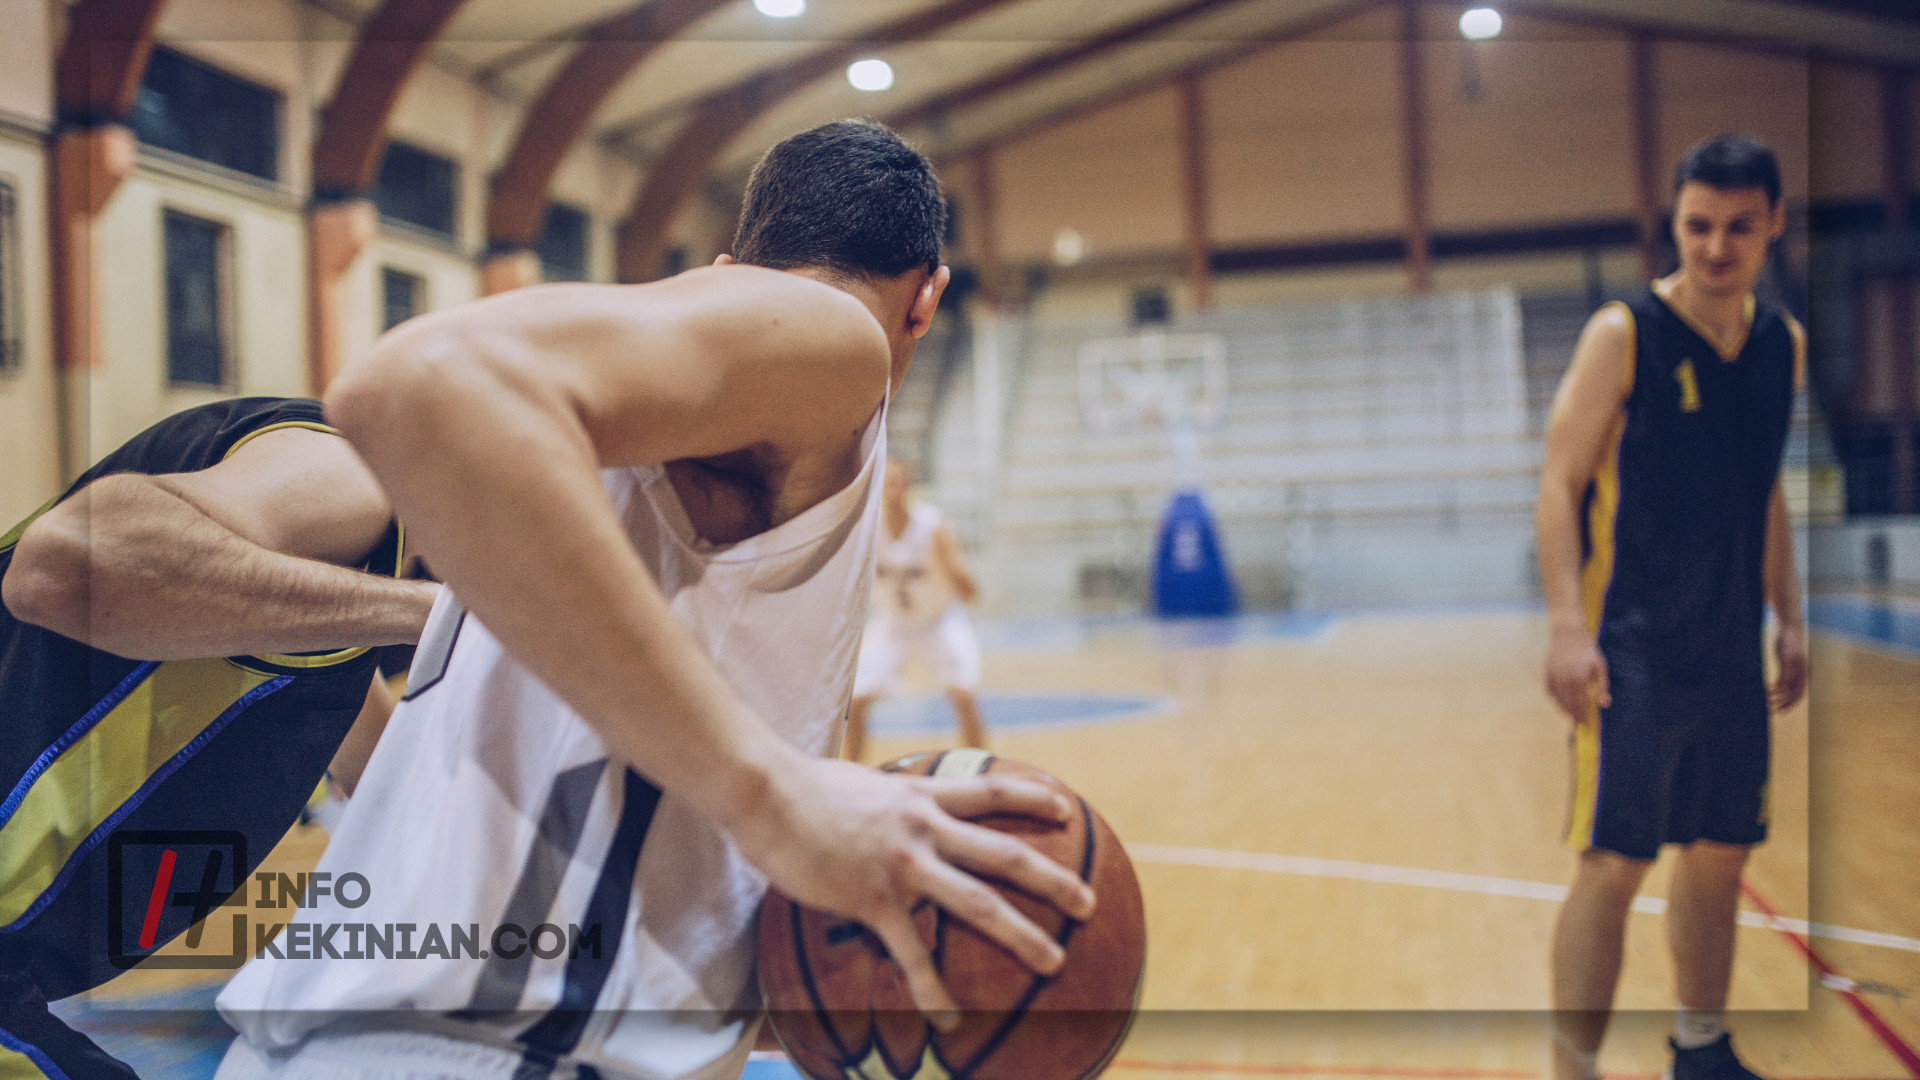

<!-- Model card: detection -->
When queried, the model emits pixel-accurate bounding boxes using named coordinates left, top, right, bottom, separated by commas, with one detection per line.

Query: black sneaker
left=1665, top=1033, right=1765, bottom=1080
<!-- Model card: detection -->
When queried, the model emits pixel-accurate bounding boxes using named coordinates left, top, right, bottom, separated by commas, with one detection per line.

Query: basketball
left=757, top=748, right=1146, bottom=1080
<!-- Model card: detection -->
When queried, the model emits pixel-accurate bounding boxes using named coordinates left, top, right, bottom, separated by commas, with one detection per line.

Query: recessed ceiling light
left=847, top=58, right=894, bottom=92
left=1459, top=7, right=1502, bottom=39
left=1052, top=227, right=1085, bottom=266
left=754, top=0, right=803, bottom=17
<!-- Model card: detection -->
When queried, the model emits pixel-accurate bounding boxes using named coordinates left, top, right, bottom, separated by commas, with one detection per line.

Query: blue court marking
left=977, top=610, right=1337, bottom=654
left=744, top=1059, right=806, bottom=1080
left=867, top=691, right=1175, bottom=734
left=1809, top=597, right=1920, bottom=657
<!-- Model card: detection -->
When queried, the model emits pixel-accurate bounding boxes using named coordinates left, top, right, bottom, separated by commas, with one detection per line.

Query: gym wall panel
left=993, top=85, right=1187, bottom=262
left=1808, top=63, right=1886, bottom=202
left=1204, top=38, right=1403, bottom=247
left=1655, top=42, right=1809, bottom=204
left=0, top=134, right=60, bottom=525
left=338, top=234, right=479, bottom=370
left=89, top=164, right=307, bottom=461
left=550, top=142, right=642, bottom=284
left=0, top=0, right=53, bottom=125
left=387, top=61, right=491, bottom=252
left=1423, top=38, right=1638, bottom=231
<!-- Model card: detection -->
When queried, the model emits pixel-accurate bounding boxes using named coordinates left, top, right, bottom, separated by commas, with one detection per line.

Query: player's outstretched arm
left=932, top=521, right=979, bottom=604
left=1763, top=480, right=1807, bottom=711
left=325, top=267, right=1094, bottom=1023
left=2, top=427, right=438, bottom=660
left=1536, top=304, right=1634, bottom=720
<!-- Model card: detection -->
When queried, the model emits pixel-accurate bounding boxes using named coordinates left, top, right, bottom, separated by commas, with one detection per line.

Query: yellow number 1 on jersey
left=1674, top=359, right=1702, bottom=413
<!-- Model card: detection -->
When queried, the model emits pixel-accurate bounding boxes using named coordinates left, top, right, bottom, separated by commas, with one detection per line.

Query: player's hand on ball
left=1770, top=621, right=1808, bottom=712
left=1545, top=626, right=1609, bottom=720
left=728, top=755, right=1096, bottom=1027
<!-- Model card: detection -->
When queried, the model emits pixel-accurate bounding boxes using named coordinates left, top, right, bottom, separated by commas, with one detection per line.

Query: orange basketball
left=757, top=749, right=1146, bottom=1080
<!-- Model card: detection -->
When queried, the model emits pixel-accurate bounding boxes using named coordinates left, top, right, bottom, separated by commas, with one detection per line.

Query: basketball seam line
left=952, top=793, right=1100, bottom=1079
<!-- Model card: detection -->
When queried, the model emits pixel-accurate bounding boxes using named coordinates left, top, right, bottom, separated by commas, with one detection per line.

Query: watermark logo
left=107, top=830, right=248, bottom=970
left=107, top=830, right=600, bottom=965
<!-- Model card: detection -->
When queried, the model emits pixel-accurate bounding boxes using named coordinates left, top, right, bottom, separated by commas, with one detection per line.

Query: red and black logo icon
left=107, top=830, right=248, bottom=970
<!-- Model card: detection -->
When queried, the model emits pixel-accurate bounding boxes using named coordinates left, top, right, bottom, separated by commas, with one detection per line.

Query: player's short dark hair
left=733, top=119, right=946, bottom=281
left=1673, top=134, right=1781, bottom=207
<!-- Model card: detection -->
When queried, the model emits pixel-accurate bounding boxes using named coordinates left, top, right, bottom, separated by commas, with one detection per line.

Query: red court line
left=1109, top=1064, right=1895, bottom=1080
left=1110, top=1064, right=1534, bottom=1078
left=1741, top=881, right=1920, bottom=1079
left=137, top=849, right=177, bottom=950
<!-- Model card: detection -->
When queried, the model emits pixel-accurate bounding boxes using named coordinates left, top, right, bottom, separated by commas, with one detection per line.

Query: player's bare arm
left=1536, top=303, right=1634, bottom=720
left=1763, top=480, right=1807, bottom=712
left=326, top=265, right=1094, bottom=1025
left=932, top=521, right=978, bottom=603
left=2, top=427, right=438, bottom=660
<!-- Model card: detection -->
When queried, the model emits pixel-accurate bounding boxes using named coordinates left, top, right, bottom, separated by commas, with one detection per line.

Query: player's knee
left=1575, top=847, right=1654, bottom=894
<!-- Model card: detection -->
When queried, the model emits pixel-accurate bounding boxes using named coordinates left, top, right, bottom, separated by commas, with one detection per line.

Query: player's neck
left=1656, top=273, right=1753, bottom=358
left=884, top=501, right=910, bottom=538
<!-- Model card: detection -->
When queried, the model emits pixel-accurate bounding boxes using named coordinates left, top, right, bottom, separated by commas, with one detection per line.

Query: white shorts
left=215, top=1024, right=751, bottom=1080
left=853, top=603, right=981, bottom=698
left=215, top=1029, right=537, bottom=1080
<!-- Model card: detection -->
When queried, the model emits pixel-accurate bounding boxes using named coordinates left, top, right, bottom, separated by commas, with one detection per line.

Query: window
left=382, top=267, right=425, bottom=332
left=164, top=211, right=228, bottom=387
left=0, top=181, right=17, bottom=375
left=372, top=142, right=458, bottom=238
left=129, top=47, right=280, bottom=181
left=538, top=203, right=590, bottom=282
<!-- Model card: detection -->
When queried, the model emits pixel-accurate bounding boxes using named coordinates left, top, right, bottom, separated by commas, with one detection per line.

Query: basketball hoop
left=1078, top=330, right=1227, bottom=435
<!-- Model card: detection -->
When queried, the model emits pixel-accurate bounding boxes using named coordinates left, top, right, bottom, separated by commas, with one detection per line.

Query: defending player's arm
left=2, top=428, right=439, bottom=660
left=1536, top=304, right=1634, bottom=721
left=932, top=521, right=978, bottom=604
left=325, top=266, right=1094, bottom=1025
left=1762, top=480, right=1807, bottom=711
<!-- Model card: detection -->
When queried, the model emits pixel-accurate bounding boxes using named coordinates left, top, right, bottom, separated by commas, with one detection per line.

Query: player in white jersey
left=845, top=460, right=987, bottom=762
left=214, top=120, right=1095, bottom=1080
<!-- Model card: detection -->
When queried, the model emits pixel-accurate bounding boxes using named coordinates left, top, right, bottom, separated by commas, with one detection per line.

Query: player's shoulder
left=1584, top=296, right=1639, bottom=345
left=666, top=265, right=883, bottom=343
left=1572, top=300, right=1638, bottom=381
left=910, top=501, right=945, bottom=530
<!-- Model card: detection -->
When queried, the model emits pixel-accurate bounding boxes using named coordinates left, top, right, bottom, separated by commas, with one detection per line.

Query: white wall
left=90, top=162, right=308, bottom=460
left=0, top=0, right=53, bottom=127
left=0, top=125, right=58, bottom=527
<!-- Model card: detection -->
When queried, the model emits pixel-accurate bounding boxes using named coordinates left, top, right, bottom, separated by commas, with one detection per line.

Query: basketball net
left=1078, top=329, right=1226, bottom=488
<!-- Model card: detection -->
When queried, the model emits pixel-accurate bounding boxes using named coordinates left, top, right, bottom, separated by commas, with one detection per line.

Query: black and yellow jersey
left=0, top=398, right=400, bottom=1003
left=1580, top=287, right=1801, bottom=684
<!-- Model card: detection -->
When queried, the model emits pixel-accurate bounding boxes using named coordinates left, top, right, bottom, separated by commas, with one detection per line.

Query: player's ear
left=907, top=266, right=950, bottom=340
left=1767, top=200, right=1786, bottom=243
left=713, top=253, right=735, bottom=266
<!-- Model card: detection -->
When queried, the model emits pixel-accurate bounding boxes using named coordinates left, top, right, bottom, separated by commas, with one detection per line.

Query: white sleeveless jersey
left=870, top=502, right=956, bottom=628
left=218, top=412, right=886, bottom=1080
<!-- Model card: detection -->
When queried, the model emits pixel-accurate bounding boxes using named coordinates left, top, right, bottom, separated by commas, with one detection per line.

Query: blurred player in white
left=844, top=460, right=986, bottom=762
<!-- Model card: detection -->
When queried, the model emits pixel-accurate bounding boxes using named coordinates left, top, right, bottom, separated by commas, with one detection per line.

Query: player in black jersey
left=0, top=398, right=439, bottom=1079
left=1536, top=136, right=1807, bottom=1080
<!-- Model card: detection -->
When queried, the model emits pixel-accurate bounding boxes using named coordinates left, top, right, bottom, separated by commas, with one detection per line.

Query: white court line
left=1127, top=842, right=1920, bottom=956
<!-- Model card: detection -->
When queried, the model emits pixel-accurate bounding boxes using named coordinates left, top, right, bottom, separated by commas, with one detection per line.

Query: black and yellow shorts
left=1564, top=655, right=1771, bottom=862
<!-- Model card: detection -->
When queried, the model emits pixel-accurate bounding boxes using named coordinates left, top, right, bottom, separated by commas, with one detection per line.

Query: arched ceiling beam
left=882, top=0, right=1254, bottom=136
left=55, top=0, right=169, bottom=127
left=311, top=0, right=471, bottom=200
left=614, top=0, right=1018, bottom=282
left=488, top=0, right=734, bottom=252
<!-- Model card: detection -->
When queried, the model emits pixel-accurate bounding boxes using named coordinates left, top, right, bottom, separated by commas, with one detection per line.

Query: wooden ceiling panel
left=1502, top=0, right=1920, bottom=65
left=901, top=0, right=1369, bottom=159
left=706, top=38, right=1047, bottom=171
